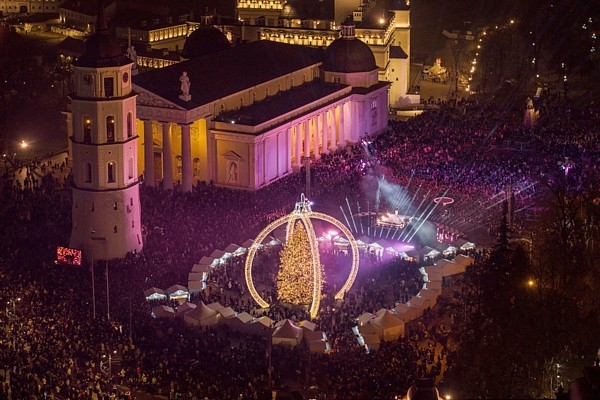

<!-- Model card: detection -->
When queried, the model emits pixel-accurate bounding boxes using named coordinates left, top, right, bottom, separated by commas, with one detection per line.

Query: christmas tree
left=276, top=220, right=316, bottom=305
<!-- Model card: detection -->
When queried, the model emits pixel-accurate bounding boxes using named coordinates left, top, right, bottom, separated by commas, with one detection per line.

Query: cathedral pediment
left=223, top=150, right=244, bottom=161
left=135, top=87, right=182, bottom=110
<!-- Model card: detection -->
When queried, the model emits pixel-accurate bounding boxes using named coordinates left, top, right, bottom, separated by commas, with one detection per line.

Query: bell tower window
left=106, top=116, right=115, bottom=142
left=127, top=112, right=133, bottom=138
left=104, top=77, right=114, bottom=97
left=83, top=116, right=92, bottom=143
left=107, top=162, right=116, bottom=183
left=84, top=162, right=92, bottom=183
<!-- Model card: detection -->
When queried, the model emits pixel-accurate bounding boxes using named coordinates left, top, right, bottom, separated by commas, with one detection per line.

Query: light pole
left=7, top=297, right=21, bottom=350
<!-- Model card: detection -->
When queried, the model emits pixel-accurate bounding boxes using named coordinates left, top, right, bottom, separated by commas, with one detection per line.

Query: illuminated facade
left=130, top=24, right=389, bottom=192
left=67, top=15, right=143, bottom=261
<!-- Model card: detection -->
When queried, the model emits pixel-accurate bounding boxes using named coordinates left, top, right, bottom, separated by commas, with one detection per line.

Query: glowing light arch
left=244, top=195, right=360, bottom=319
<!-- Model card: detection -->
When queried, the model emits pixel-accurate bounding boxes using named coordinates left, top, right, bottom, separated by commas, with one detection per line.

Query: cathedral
left=128, top=22, right=390, bottom=191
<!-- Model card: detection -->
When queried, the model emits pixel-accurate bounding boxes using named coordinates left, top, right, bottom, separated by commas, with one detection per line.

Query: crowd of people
left=1, top=91, right=600, bottom=399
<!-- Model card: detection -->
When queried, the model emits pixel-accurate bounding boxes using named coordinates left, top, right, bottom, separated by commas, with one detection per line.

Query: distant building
left=1, top=0, right=63, bottom=16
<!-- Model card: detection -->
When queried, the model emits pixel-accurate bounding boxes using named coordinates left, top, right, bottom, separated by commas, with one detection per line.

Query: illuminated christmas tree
left=277, top=220, right=316, bottom=304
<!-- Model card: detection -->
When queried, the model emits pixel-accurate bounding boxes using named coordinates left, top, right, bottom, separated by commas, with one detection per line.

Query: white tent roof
left=418, top=288, right=439, bottom=300
left=183, top=302, right=219, bottom=327
left=356, top=312, right=374, bottom=326
left=191, top=263, right=212, bottom=273
left=255, top=316, right=275, bottom=328
left=371, top=310, right=405, bottom=341
left=273, top=319, right=303, bottom=338
left=299, top=320, right=317, bottom=331
left=424, top=280, right=442, bottom=292
left=199, top=256, right=219, bottom=266
left=166, top=284, right=189, bottom=298
left=188, top=272, right=203, bottom=282
left=393, top=303, right=420, bottom=322
left=218, top=307, right=236, bottom=319
left=224, top=243, right=246, bottom=255
left=210, top=249, right=232, bottom=261
left=143, top=287, right=167, bottom=300
left=187, top=280, right=204, bottom=294
left=206, top=302, right=224, bottom=312
left=152, top=305, right=175, bottom=318
left=423, top=265, right=443, bottom=282
left=175, top=302, right=197, bottom=318
left=454, top=238, right=476, bottom=249
left=407, top=295, right=427, bottom=310
left=242, top=239, right=262, bottom=249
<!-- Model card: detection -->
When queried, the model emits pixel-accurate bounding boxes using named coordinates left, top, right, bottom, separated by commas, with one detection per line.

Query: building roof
left=181, top=27, right=230, bottom=59
left=133, top=40, right=324, bottom=109
left=390, top=45, right=408, bottom=59
left=214, top=80, right=348, bottom=128
left=323, top=22, right=377, bottom=73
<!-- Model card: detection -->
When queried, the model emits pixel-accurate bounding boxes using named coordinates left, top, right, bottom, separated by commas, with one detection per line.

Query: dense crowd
left=1, top=92, right=600, bottom=399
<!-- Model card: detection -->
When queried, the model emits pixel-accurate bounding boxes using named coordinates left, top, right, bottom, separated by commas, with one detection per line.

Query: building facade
left=127, top=24, right=389, bottom=192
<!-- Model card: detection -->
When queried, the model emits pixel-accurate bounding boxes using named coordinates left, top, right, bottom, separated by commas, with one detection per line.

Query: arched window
left=106, top=115, right=115, bottom=142
left=84, top=162, right=92, bottom=183
left=127, top=112, right=133, bottom=138
left=107, top=162, right=116, bottom=183
left=83, top=116, right=92, bottom=143
left=113, top=201, right=118, bottom=210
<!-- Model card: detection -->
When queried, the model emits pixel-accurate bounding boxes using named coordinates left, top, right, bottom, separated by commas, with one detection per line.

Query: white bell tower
left=68, top=8, right=143, bottom=261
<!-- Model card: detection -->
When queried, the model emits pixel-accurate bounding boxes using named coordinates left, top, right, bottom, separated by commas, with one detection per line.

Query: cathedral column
left=331, top=108, right=338, bottom=149
left=294, top=126, right=301, bottom=168
left=303, top=120, right=310, bottom=158
left=312, top=116, right=320, bottom=159
left=180, top=123, right=193, bottom=193
left=322, top=111, right=329, bottom=154
left=339, top=103, right=346, bottom=146
left=286, top=127, right=292, bottom=172
left=161, top=121, right=174, bottom=190
left=143, top=120, right=155, bottom=187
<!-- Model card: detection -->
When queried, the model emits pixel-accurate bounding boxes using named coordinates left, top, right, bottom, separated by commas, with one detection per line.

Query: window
left=106, top=116, right=115, bottom=142
left=113, top=201, right=118, bottom=210
left=107, top=162, right=116, bottom=183
left=83, top=116, right=92, bottom=143
left=127, top=112, right=133, bottom=138
left=128, top=157, right=134, bottom=179
left=104, top=77, right=114, bottom=97
left=84, top=162, right=92, bottom=183
left=371, top=100, right=377, bottom=109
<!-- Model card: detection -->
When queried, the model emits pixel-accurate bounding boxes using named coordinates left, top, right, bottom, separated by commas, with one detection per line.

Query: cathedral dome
left=182, top=27, right=230, bottom=59
left=323, top=22, right=377, bottom=73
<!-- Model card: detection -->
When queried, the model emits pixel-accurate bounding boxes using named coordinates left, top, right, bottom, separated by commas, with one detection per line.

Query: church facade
left=129, top=25, right=389, bottom=192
